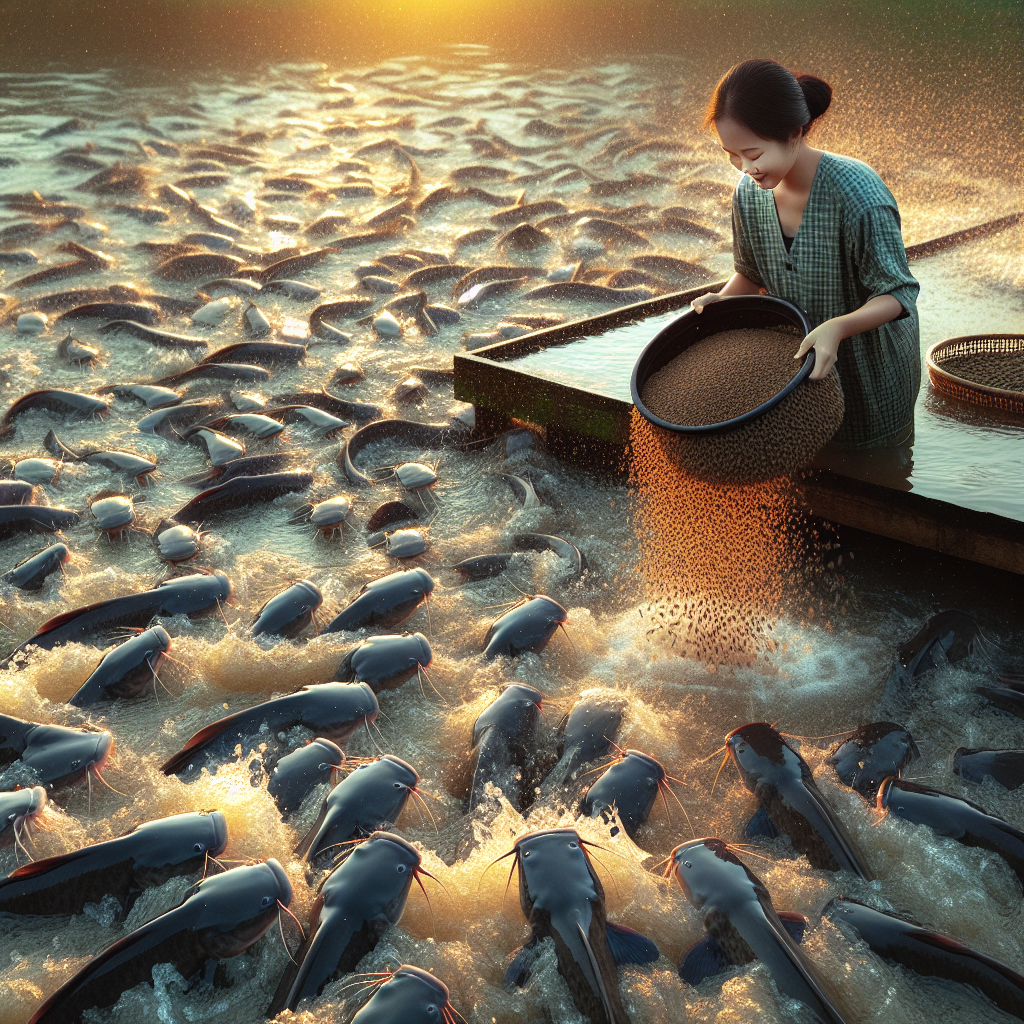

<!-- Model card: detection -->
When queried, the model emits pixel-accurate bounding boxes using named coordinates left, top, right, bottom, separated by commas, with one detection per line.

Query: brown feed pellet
left=628, top=409, right=844, bottom=669
left=942, top=351, right=1024, bottom=393
left=640, top=326, right=845, bottom=485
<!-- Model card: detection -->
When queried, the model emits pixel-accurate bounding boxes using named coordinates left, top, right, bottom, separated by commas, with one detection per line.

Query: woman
left=693, top=58, right=920, bottom=449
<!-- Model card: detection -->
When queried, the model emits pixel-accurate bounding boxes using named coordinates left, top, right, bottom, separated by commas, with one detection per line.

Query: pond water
left=1, top=5, right=1022, bottom=1024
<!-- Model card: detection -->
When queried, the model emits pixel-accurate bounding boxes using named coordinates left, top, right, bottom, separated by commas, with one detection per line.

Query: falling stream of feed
left=0, top=39, right=1022, bottom=1024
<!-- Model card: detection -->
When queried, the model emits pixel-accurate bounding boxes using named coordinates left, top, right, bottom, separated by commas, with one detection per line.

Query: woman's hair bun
left=704, top=59, right=832, bottom=141
left=795, top=73, right=832, bottom=123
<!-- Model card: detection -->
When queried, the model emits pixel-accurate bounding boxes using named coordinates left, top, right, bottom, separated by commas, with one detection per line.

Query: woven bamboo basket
left=926, top=334, right=1024, bottom=415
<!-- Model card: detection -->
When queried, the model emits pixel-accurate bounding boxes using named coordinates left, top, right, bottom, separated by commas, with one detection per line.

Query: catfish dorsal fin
left=577, top=920, right=617, bottom=1024
left=4, top=844, right=93, bottom=881
left=29, top=598, right=121, bottom=637
left=160, top=713, right=241, bottom=775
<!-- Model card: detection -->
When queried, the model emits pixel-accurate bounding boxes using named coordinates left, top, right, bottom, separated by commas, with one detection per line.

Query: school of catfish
left=0, top=54, right=1023, bottom=1024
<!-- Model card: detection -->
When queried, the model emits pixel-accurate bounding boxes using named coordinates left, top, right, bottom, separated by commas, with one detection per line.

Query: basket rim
left=925, top=333, right=1024, bottom=404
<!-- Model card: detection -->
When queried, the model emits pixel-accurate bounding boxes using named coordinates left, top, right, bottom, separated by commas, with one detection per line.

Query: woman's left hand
left=794, top=318, right=845, bottom=380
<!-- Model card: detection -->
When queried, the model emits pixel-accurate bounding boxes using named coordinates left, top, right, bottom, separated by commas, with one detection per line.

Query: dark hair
left=703, top=58, right=832, bottom=142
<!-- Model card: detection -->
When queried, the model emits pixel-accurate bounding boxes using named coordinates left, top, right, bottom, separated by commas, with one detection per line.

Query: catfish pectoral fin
left=267, top=955, right=301, bottom=1018
left=746, top=805, right=780, bottom=839
left=293, top=800, right=331, bottom=858
left=777, top=911, right=808, bottom=944
left=604, top=921, right=659, bottom=965
left=504, top=937, right=541, bottom=989
left=679, top=933, right=734, bottom=985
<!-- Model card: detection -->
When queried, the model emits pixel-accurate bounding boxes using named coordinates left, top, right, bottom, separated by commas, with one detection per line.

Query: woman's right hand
left=691, top=292, right=722, bottom=314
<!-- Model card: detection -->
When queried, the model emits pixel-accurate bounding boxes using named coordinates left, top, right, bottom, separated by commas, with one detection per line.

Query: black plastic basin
left=630, top=294, right=812, bottom=434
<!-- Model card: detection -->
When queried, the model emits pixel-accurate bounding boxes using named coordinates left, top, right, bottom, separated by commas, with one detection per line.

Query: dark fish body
left=0, top=713, right=113, bottom=792
left=513, top=532, right=589, bottom=579
left=0, top=786, right=47, bottom=847
left=350, top=965, right=457, bottom=1024
left=671, top=838, right=849, bottom=1024
left=271, top=389, right=382, bottom=422
left=68, top=626, right=171, bottom=706
left=181, top=453, right=293, bottom=487
left=521, top=282, right=654, bottom=304
left=0, top=480, right=34, bottom=504
left=877, top=777, right=1024, bottom=883
left=953, top=747, right=1024, bottom=790
left=261, top=278, right=321, bottom=300
left=257, top=246, right=335, bottom=282
left=458, top=276, right=528, bottom=306
left=977, top=679, right=1024, bottom=719
left=343, top=419, right=472, bottom=486
left=7, top=572, right=231, bottom=659
left=827, top=722, right=919, bottom=799
left=451, top=265, right=545, bottom=296
left=498, top=473, right=540, bottom=508
left=0, top=389, right=109, bottom=437
left=26, top=859, right=291, bottom=1024
left=551, top=692, right=625, bottom=785
left=203, top=412, right=285, bottom=439
left=98, top=319, right=209, bottom=350
left=200, top=340, right=306, bottom=367
left=325, top=568, right=434, bottom=634
left=896, top=610, right=987, bottom=681
left=827, top=897, right=1024, bottom=1022
left=506, top=828, right=659, bottom=1024
left=268, top=738, right=343, bottom=815
left=726, top=723, right=873, bottom=879
left=295, top=756, right=418, bottom=867
left=251, top=579, right=322, bottom=638
left=483, top=595, right=568, bottom=660
left=160, top=362, right=271, bottom=384
left=270, top=404, right=349, bottom=437
left=333, top=632, right=432, bottom=693
left=581, top=750, right=664, bottom=838
left=172, top=471, right=312, bottom=523
left=0, top=810, right=227, bottom=917
left=155, top=252, right=247, bottom=280
left=309, top=298, right=376, bottom=337
left=45, top=431, right=156, bottom=484
left=160, top=682, right=379, bottom=775
left=269, top=832, right=421, bottom=1014
left=55, top=302, right=159, bottom=325
left=366, top=500, right=417, bottom=532
left=137, top=400, right=219, bottom=435
left=2, top=542, right=69, bottom=590
left=466, top=684, right=543, bottom=812
left=451, top=553, right=512, bottom=580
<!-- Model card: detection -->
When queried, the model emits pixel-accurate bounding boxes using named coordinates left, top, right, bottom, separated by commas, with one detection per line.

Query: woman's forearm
left=796, top=293, right=907, bottom=380
left=834, top=294, right=903, bottom=339
left=718, top=272, right=764, bottom=297
left=690, top=271, right=762, bottom=313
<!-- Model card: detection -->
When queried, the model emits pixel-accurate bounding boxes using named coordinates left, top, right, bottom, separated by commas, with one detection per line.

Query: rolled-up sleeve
left=731, top=191, right=765, bottom=288
left=853, top=204, right=919, bottom=319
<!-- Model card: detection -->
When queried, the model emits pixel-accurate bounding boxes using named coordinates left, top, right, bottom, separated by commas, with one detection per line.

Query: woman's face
left=715, top=117, right=799, bottom=189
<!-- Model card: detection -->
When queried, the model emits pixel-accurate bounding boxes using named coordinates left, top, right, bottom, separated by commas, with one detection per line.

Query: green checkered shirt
left=732, top=152, right=921, bottom=448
